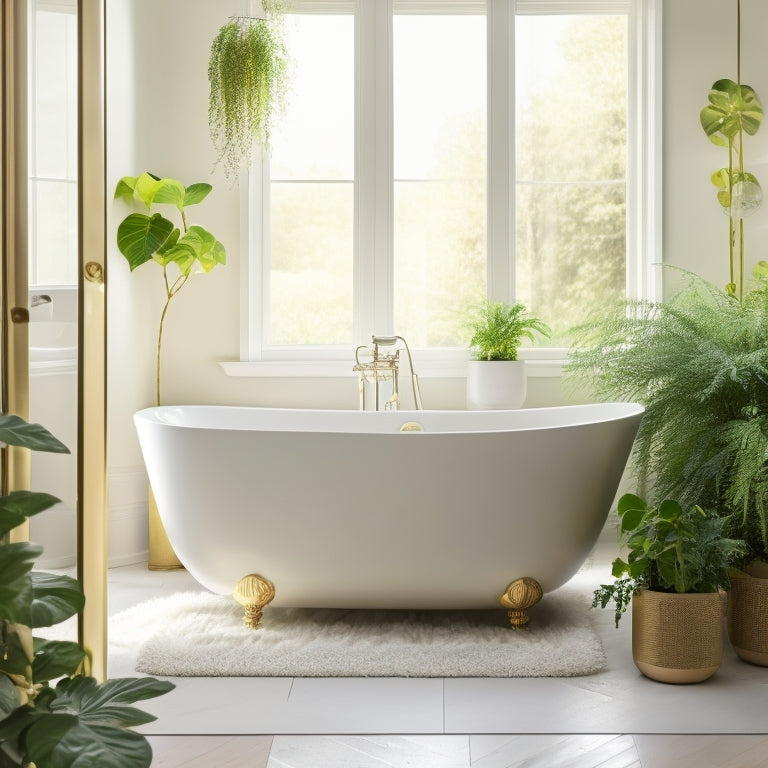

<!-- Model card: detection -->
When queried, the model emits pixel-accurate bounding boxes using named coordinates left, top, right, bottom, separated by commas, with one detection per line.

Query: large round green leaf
left=701, top=78, right=764, bottom=142
left=30, top=572, right=85, bottom=628
left=116, top=213, right=175, bottom=271
left=19, top=676, right=175, bottom=768
left=32, top=639, right=85, bottom=682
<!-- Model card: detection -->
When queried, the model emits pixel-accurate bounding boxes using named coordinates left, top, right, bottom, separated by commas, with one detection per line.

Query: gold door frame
left=1, top=0, right=109, bottom=682
left=1, top=1, right=30, bottom=517
left=78, top=0, right=108, bottom=681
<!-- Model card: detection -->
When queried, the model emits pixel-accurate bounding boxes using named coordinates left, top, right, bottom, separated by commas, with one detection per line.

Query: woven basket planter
left=727, top=562, right=768, bottom=667
left=632, top=589, right=724, bottom=683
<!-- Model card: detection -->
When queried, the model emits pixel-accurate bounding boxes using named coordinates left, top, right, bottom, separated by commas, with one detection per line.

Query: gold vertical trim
left=1, top=0, right=31, bottom=541
left=77, top=0, right=108, bottom=682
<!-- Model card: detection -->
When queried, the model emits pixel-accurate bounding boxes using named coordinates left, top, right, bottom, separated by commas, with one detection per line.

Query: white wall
left=105, top=0, right=768, bottom=563
left=663, top=0, right=768, bottom=292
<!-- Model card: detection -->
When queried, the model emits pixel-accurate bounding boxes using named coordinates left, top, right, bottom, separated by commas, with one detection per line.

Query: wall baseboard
left=108, top=464, right=148, bottom=567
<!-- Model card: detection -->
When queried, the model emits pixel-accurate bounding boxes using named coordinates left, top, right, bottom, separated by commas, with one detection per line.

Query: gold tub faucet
left=353, top=335, right=423, bottom=411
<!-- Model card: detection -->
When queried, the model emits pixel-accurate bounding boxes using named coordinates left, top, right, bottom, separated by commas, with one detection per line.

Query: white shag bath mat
left=109, top=587, right=606, bottom=678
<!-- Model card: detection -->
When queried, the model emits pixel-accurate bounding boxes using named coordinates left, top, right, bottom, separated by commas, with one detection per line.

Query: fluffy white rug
left=108, top=588, right=606, bottom=678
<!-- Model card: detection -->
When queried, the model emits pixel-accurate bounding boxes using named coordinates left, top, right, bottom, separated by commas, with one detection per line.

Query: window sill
left=219, top=349, right=568, bottom=379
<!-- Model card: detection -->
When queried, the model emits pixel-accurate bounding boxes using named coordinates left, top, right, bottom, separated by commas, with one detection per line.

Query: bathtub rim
left=133, top=401, right=644, bottom=436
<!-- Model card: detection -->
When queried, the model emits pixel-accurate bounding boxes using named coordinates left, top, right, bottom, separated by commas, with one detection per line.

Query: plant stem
left=156, top=267, right=189, bottom=406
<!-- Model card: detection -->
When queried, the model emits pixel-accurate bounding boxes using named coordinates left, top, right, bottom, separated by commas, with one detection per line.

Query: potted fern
left=466, top=300, right=550, bottom=409
left=0, top=413, right=173, bottom=766
left=569, top=267, right=768, bottom=665
left=208, top=0, right=291, bottom=178
left=570, top=8, right=768, bottom=665
left=592, top=493, right=744, bottom=683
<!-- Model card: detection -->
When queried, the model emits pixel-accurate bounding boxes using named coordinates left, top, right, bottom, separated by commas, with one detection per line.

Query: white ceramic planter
left=466, top=360, right=527, bottom=410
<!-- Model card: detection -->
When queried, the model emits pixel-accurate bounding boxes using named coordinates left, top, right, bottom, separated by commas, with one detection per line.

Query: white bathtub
left=134, top=403, right=642, bottom=613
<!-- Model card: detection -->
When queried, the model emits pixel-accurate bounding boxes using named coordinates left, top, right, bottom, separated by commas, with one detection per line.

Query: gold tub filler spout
left=353, top=335, right=424, bottom=411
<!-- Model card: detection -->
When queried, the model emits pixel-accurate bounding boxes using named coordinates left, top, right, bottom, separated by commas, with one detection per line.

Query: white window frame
left=223, top=0, right=662, bottom=379
left=28, top=0, right=79, bottom=290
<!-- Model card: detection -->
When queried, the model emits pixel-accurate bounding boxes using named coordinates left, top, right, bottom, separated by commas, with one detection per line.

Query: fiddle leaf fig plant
left=114, top=171, right=226, bottom=405
left=592, top=493, right=745, bottom=627
left=0, top=413, right=174, bottom=767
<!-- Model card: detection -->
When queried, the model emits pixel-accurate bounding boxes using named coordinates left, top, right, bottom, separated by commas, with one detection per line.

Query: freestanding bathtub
left=134, top=403, right=643, bottom=627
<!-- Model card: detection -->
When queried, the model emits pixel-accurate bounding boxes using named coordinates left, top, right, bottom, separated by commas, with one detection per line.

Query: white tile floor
left=102, top=550, right=768, bottom=766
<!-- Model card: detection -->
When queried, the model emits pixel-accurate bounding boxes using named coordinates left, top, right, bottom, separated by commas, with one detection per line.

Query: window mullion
left=486, top=0, right=514, bottom=303
left=354, top=0, right=393, bottom=341
left=627, top=0, right=662, bottom=303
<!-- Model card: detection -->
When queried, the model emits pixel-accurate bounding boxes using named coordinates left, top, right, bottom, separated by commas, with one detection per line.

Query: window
left=239, top=0, right=660, bottom=371
left=28, top=0, right=79, bottom=288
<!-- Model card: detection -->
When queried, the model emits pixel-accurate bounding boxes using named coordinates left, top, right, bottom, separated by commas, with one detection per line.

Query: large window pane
left=515, top=15, right=627, bottom=342
left=268, top=14, right=354, bottom=344
left=393, top=14, right=486, bottom=345
left=270, top=182, right=353, bottom=344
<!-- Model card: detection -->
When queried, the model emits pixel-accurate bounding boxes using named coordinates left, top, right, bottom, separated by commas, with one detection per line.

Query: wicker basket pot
left=727, top=562, right=768, bottom=667
left=632, top=589, right=724, bottom=683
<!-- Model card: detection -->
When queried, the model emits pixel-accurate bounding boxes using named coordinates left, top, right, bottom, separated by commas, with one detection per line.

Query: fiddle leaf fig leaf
left=0, top=414, right=69, bottom=453
left=31, top=572, right=85, bottom=628
left=113, top=176, right=137, bottom=204
left=134, top=172, right=162, bottom=209
left=155, top=227, right=180, bottom=256
left=183, top=183, right=212, bottom=206
left=117, top=213, right=175, bottom=271
left=150, top=178, right=187, bottom=213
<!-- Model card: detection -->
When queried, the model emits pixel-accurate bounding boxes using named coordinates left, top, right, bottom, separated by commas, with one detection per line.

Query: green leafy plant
left=467, top=300, right=550, bottom=361
left=700, top=1, right=764, bottom=301
left=114, top=171, right=226, bottom=406
left=208, top=1, right=291, bottom=178
left=592, top=493, right=744, bottom=627
left=568, top=268, right=768, bottom=564
left=0, top=413, right=173, bottom=767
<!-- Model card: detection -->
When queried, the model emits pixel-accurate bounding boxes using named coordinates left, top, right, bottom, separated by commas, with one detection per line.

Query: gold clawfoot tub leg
left=499, top=577, right=543, bottom=629
left=233, top=574, right=275, bottom=629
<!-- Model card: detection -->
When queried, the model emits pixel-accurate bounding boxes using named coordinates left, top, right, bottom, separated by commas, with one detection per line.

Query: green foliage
left=114, top=171, right=226, bottom=405
left=568, top=269, right=768, bottom=562
left=208, top=2, right=291, bottom=178
left=467, top=300, right=550, bottom=361
left=700, top=74, right=764, bottom=299
left=0, top=413, right=173, bottom=767
left=591, top=493, right=744, bottom=627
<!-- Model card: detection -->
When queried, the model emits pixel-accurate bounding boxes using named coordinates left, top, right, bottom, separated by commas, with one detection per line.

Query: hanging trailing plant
left=208, top=1, right=291, bottom=178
